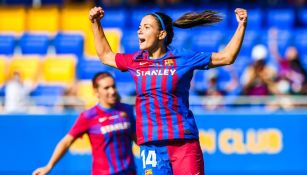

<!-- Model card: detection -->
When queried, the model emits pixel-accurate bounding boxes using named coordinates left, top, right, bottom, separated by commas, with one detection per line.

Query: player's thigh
left=171, top=140, right=204, bottom=175
left=140, top=143, right=173, bottom=175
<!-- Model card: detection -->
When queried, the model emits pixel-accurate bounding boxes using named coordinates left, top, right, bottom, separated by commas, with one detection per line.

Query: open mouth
left=139, top=38, right=145, bottom=44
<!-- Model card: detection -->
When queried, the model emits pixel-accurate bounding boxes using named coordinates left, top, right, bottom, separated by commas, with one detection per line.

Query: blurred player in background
left=33, top=72, right=136, bottom=175
left=90, top=6, right=247, bottom=175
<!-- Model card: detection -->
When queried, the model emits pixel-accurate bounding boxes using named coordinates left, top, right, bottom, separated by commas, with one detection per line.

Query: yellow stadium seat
left=0, top=6, right=26, bottom=33
left=85, top=28, right=122, bottom=56
left=9, top=55, right=41, bottom=82
left=77, top=80, right=96, bottom=108
left=27, top=6, right=59, bottom=33
left=60, top=6, right=91, bottom=32
left=0, top=56, right=8, bottom=86
left=42, top=55, right=76, bottom=85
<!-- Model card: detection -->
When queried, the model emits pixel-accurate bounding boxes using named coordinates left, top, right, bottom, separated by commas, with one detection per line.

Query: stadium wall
left=0, top=112, right=306, bottom=175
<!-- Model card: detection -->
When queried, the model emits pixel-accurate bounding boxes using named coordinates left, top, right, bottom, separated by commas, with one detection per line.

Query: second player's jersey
left=68, top=103, right=136, bottom=175
left=115, top=48, right=211, bottom=144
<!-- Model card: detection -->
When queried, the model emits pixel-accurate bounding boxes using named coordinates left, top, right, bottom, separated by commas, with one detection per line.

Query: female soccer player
left=32, top=72, right=136, bottom=175
left=89, top=7, right=247, bottom=175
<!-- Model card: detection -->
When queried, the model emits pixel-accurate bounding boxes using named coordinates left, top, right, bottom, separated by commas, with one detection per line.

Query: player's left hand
left=235, top=8, right=248, bottom=26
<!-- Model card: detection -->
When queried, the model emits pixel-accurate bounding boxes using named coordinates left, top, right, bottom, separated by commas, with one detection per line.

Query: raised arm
left=210, top=8, right=247, bottom=68
left=89, top=7, right=117, bottom=68
left=32, top=135, right=75, bottom=175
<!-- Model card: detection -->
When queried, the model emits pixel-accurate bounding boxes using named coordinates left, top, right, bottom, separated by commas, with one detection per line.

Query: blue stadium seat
left=20, top=33, right=49, bottom=55
left=169, top=29, right=191, bottom=49
left=113, top=69, right=135, bottom=96
left=54, top=32, right=84, bottom=57
left=122, top=29, right=139, bottom=53
left=77, top=58, right=111, bottom=80
left=129, top=6, right=160, bottom=28
left=190, top=29, right=224, bottom=52
left=0, top=34, right=15, bottom=55
left=295, top=29, right=307, bottom=69
left=240, top=30, right=259, bottom=56
left=100, top=7, right=127, bottom=28
left=30, top=85, right=65, bottom=107
left=162, top=6, right=194, bottom=21
left=267, top=9, right=295, bottom=29
left=298, top=9, right=307, bottom=27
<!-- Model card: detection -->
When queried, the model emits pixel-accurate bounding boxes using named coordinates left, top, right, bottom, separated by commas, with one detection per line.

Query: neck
left=148, top=45, right=167, bottom=59
left=98, top=100, right=113, bottom=109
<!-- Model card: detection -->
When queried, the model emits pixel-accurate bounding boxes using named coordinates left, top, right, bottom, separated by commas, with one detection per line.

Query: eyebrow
left=139, top=24, right=153, bottom=27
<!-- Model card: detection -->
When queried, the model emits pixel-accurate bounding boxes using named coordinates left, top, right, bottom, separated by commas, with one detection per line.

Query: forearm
left=46, top=135, right=74, bottom=168
left=91, top=21, right=113, bottom=61
left=222, top=23, right=246, bottom=64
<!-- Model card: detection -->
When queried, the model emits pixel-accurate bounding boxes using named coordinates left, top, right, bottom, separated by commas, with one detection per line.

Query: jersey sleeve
left=115, top=53, right=134, bottom=72
left=188, top=51, right=212, bottom=70
left=68, top=113, right=89, bottom=138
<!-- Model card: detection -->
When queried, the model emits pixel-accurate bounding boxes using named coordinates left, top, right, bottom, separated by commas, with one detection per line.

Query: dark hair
left=92, top=72, right=114, bottom=88
left=150, top=10, right=223, bottom=46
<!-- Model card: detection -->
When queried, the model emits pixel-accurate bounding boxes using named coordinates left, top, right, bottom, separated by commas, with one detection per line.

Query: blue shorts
left=139, top=139, right=204, bottom=175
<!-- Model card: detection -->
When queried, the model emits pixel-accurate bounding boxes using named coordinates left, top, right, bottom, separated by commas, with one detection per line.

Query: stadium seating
left=41, top=55, right=76, bottom=85
left=0, top=34, right=15, bottom=55
left=0, top=6, right=26, bottom=33
left=267, top=8, right=295, bottom=29
left=122, top=29, right=139, bottom=53
left=20, top=33, right=50, bottom=55
left=295, top=29, right=307, bottom=69
left=170, top=29, right=191, bottom=49
left=77, top=80, right=96, bottom=108
left=113, top=69, right=135, bottom=96
left=77, top=58, right=111, bottom=80
left=298, top=8, right=307, bottom=27
left=191, top=29, right=224, bottom=52
left=54, top=32, right=84, bottom=57
left=9, top=55, right=41, bottom=82
left=27, top=6, right=59, bottom=33
left=0, top=56, right=7, bottom=86
left=130, top=6, right=161, bottom=28
left=100, top=7, right=127, bottom=28
left=30, top=85, right=65, bottom=107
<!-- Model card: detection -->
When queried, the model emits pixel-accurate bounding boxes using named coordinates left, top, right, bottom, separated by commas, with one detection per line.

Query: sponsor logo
left=136, top=69, right=176, bottom=76
left=145, top=169, right=153, bottom=175
left=100, top=122, right=130, bottom=134
left=139, top=62, right=147, bottom=66
left=164, top=59, right=174, bottom=66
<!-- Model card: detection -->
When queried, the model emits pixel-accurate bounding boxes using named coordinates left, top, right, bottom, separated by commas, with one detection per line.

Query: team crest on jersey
left=120, top=112, right=127, bottom=118
left=164, top=59, right=174, bottom=66
left=145, top=169, right=153, bottom=175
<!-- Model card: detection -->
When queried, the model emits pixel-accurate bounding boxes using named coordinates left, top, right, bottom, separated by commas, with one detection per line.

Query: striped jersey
left=115, top=48, right=211, bottom=145
left=68, top=103, right=136, bottom=175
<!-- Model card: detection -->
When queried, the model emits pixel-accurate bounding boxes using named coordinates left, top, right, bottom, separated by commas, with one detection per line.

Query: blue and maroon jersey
left=115, top=48, right=211, bottom=144
left=68, top=103, right=136, bottom=175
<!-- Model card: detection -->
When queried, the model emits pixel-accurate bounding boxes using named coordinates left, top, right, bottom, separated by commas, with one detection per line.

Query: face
left=137, top=15, right=165, bottom=51
left=285, top=47, right=298, bottom=61
left=94, top=77, right=117, bottom=107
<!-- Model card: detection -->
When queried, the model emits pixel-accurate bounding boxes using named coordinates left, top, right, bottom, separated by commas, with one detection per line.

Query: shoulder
left=81, top=106, right=99, bottom=119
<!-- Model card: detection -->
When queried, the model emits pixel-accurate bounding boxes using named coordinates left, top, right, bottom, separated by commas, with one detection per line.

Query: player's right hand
left=32, top=166, right=51, bottom=175
left=89, top=7, right=104, bottom=23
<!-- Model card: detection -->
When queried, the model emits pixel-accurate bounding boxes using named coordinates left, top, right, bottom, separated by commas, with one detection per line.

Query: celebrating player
left=32, top=72, right=136, bottom=175
left=89, top=7, right=247, bottom=175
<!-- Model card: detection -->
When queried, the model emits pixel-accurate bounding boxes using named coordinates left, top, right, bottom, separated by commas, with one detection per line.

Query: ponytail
left=150, top=10, right=222, bottom=46
left=173, top=10, right=223, bottom=29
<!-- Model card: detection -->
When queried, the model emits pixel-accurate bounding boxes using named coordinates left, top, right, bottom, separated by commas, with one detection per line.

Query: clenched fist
left=89, top=7, right=104, bottom=23
left=235, top=8, right=248, bottom=26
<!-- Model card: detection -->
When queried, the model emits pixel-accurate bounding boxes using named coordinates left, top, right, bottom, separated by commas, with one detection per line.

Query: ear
left=158, top=30, right=167, bottom=41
